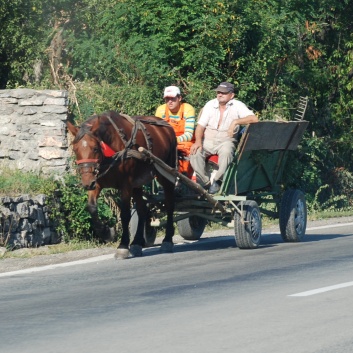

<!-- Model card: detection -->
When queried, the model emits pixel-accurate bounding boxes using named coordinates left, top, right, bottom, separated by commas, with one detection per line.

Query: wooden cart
left=130, top=98, right=309, bottom=249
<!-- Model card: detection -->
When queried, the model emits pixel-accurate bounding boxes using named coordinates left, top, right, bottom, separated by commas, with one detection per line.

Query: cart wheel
left=177, top=216, right=207, bottom=240
left=234, top=200, right=262, bottom=249
left=129, top=208, right=157, bottom=247
left=279, top=189, right=307, bottom=242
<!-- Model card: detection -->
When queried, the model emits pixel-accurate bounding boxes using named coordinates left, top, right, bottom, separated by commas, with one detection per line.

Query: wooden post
left=138, top=147, right=225, bottom=213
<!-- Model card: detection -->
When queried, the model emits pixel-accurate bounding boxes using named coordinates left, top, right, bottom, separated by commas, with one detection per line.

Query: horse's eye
left=94, top=147, right=100, bottom=154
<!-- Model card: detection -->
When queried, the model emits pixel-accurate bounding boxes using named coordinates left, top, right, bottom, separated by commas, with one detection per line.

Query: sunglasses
left=164, top=96, right=178, bottom=102
left=217, top=91, right=232, bottom=95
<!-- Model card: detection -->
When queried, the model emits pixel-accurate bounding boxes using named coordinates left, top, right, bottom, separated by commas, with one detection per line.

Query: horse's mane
left=72, top=116, right=98, bottom=144
left=72, top=111, right=172, bottom=146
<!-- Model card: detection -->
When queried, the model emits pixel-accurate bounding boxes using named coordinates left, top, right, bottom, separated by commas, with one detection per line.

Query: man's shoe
left=209, top=180, right=222, bottom=194
left=175, top=183, right=182, bottom=196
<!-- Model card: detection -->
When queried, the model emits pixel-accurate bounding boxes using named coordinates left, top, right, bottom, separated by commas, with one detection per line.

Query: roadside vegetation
left=0, top=167, right=351, bottom=252
left=0, top=169, right=119, bottom=248
left=1, top=0, right=353, bottom=249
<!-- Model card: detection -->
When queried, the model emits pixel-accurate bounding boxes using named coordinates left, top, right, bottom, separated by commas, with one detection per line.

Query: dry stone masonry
left=0, top=194, right=60, bottom=249
left=0, top=89, right=70, bottom=250
left=0, top=88, right=70, bottom=175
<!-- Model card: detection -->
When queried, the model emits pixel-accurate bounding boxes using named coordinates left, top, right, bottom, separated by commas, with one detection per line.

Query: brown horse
left=67, top=111, right=177, bottom=259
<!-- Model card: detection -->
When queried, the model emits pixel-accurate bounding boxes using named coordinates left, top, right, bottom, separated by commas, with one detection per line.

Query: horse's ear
left=67, top=121, right=78, bottom=136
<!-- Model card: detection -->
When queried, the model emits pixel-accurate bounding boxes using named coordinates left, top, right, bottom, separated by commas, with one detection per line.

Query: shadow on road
left=141, top=231, right=353, bottom=257
left=141, top=236, right=236, bottom=257
left=260, top=232, right=353, bottom=245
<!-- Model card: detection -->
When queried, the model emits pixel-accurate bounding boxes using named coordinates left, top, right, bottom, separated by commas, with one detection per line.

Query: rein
left=75, top=113, right=172, bottom=179
left=92, top=113, right=167, bottom=179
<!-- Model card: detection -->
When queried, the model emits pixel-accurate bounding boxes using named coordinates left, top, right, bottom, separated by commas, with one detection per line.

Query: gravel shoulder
left=1, top=216, right=352, bottom=274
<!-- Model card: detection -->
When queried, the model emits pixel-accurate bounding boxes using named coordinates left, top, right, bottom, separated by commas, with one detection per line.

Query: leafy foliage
left=1, top=0, right=353, bottom=217
left=0, top=0, right=49, bottom=86
left=48, top=174, right=117, bottom=243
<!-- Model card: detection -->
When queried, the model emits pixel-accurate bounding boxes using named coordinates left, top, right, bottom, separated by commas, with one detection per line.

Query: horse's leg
left=158, top=178, right=175, bottom=253
left=87, top=189, right=115, bottom=243
left=115, top=190, right=132, bottom=259
left=129, top=187, right=147, bottom=256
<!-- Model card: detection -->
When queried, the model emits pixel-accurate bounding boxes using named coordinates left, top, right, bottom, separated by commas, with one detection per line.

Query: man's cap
left=163, top=86, right=181, bottom=98
left=215, top=82, right=234, bottom=93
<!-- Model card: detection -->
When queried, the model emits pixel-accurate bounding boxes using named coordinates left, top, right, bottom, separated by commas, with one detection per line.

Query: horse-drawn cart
left=68, top=102, right=309, bottom=257
left=134, top=118, right=309, bottom=249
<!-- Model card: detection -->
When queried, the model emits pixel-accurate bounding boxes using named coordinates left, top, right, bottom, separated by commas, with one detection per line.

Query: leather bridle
left=74, top=113, right=171, bottom=181
left=75, top=130, right=102, bottom=177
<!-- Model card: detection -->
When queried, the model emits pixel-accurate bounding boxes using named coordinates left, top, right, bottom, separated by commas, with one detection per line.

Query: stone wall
left=0, top=89, right=70, bottom=250
left=0, top=88, right=70, bottom=175
left=0, top=195, right=60, bottom=249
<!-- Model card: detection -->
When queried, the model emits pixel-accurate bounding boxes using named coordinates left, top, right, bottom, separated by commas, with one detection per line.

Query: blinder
left=76, top=158, right=100, bottom=176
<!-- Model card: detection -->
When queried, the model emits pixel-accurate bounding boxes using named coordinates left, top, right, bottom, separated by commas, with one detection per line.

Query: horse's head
left=67, top=119, right=103, bottom=190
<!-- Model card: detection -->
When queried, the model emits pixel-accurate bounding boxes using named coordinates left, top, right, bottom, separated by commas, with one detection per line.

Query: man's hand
left=191, top=124, right=206, bottom=154
left=228, top=120, right=238, bottom=137
left=190, top=142, right=202, bottom=155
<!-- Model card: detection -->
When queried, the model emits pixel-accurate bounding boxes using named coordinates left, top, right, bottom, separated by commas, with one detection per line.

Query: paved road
left=1, top=219, right=353, bottom=353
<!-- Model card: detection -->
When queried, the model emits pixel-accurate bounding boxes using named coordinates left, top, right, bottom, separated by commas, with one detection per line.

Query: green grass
left=307, top=209, right=353, bottom=220
left=0, top=168, right=56, bottom=196
left=199, top=210, right=353, bottom=234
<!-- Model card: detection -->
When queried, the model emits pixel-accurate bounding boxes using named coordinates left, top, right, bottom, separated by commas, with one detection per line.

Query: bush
left=47, top=174, right=118, bottom=243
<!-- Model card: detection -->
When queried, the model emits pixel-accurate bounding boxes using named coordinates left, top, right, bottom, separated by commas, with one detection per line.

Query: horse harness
left=75, top=113, right=171, bottom=179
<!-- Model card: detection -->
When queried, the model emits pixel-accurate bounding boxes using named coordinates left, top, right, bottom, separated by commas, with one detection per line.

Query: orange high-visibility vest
left=164, top=104, right=194, bottom=177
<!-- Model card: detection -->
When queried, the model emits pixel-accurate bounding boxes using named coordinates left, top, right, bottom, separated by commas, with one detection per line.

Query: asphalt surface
left=1, top=216, right=353, bottom=353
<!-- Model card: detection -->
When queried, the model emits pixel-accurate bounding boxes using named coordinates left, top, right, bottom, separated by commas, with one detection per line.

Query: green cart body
left=223, top=120, right=309, bottom=197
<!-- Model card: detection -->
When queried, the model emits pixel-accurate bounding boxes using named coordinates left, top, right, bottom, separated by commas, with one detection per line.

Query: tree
left=1, top=0, right=352, bottom=209
left=0, top=0, right=48, bottom=87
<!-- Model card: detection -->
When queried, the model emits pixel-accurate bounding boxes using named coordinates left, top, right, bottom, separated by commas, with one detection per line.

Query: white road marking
left=306, top=222, right=353, bottom=231
left=287, top=222, right=353, bottom=297
left=289, top=281, right=353, bottom=297
left=0, top=254, right=114, bottom=278
left=267, top=222, right=353, bottom=235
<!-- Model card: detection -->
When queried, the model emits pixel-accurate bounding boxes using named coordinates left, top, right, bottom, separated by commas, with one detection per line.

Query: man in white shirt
left=190, top=82, right=258, bottom=194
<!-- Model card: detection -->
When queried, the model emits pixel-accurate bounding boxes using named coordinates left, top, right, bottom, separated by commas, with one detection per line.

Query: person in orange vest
left=155, top=86, right=196, bottom=178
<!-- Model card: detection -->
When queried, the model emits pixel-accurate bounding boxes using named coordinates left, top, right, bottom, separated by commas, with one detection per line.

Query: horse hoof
left=160, top=242, right=174, bottom=253
left=115, top=248, right=130, bottom=260
left=130, top=244, right=143, bottom=257
left=108, top=227, right=116, bottom=241
left=100, top=227, right=116, bottom=244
